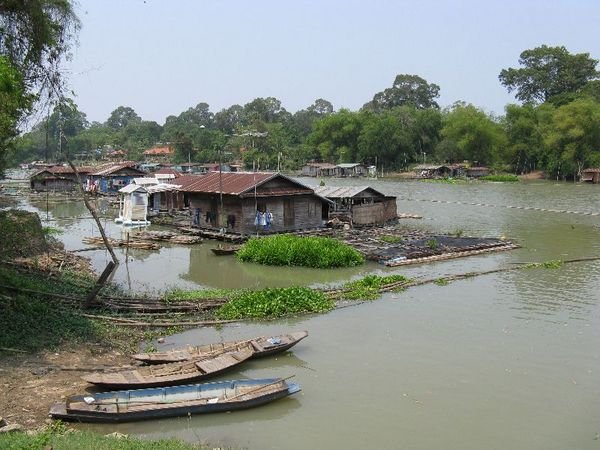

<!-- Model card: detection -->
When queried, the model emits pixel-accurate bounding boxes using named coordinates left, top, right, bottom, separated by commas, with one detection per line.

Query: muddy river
left=14, top=177, right=600, bottom=449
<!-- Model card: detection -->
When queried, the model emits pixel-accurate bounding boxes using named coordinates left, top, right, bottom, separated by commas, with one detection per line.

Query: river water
left=12, top=177, right=600, bottom=449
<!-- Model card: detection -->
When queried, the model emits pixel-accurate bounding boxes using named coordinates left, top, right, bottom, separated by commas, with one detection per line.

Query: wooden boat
left=82, top=344, right=253, bottom=389
left=210, top=245, right=241, bottom=255
left=131, top=330, right=309, bottom=365
left=50, top=377, right=300, bottom=423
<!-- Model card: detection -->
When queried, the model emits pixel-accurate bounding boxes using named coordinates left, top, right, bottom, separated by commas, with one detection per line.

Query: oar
left=224, top=375, right=296, bottom=402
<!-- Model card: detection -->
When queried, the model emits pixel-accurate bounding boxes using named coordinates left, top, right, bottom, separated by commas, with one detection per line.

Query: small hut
left=466, top=167, right=490, bottom=178
left=314, top=185, right=397, bottom=226
left=115, top=184, right=150, bottom=226
left=581, top=168, right=600, bottom=183
left=336, top=163, right=367, bottom=177
left=301, top=162, right=338, bottom=177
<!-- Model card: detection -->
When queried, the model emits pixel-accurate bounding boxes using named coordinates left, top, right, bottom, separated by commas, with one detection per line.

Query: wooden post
left=68, top=159, right=119, bottom=307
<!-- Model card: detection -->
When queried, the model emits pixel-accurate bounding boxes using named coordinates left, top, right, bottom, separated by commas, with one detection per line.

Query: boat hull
left=132, top=331, right=308, bottom=365
left=50, top=378, right=300, bottom=423
left=82, top=345, right=254, bottom=389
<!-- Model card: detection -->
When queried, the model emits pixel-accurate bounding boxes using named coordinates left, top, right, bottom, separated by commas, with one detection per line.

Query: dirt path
left=0, top=346, right=132, bottom=430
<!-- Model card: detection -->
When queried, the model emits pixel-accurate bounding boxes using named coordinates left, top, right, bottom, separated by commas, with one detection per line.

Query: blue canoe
left=50, top=377, right=300, bottom=423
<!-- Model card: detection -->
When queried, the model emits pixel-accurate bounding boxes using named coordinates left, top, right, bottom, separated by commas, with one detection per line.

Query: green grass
left=215, top=286, right=334, bottom=320
left=343, top=274, right=410, bottom=300
left=0, top=422, right=206, bottom=450
left=0, top=267, right=157, bottom=353
left=236, top=234, right=365, bottom=268
left=479, top=174, right=519, bottom=182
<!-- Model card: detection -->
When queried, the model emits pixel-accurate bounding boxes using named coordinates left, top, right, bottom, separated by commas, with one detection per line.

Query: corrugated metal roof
left=582, top=168, right=600, bottom=173
left=119, top=184, right=147, bottom=194
left=304, top=162, right=337, bottom=169
left=337, top=163, right=363, bottom=168
left=133, top=177, right=158, bottom=186
left=92, top=162, right=144, bottom=176
left=178, top=172, right=313, bottom=196
left=313, top=185, right=386, bottom=198
left=147, top=183, right=181, bottom=193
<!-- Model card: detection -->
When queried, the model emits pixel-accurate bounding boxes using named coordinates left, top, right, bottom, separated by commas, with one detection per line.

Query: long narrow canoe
left=82, top=344, right=253, bottom=389
left=50, top=377, right=300, bottom=423
left=131, top=331, right=309, bottom=365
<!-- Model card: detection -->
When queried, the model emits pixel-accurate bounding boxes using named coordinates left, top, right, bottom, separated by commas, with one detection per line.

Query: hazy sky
left=67, top=0, right=600, bottom=124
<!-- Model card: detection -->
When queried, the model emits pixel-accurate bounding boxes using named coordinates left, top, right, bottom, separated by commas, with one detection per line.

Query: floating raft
left=383, top=242, right=519, bottom=266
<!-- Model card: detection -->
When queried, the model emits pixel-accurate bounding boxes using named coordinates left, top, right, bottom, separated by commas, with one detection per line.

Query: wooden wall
left=352, top=198, right=397, bottom=225
left=189, top=193, right=324, bottom=234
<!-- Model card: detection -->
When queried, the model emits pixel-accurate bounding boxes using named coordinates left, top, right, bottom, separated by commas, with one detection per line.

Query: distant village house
left=581, top=168, right=600, bottom=183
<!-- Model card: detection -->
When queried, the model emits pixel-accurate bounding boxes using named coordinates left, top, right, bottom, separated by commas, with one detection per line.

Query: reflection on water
left=9, top=180, right=600, bottom=449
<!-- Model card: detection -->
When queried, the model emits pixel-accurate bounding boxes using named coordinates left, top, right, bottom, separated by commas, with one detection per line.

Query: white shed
left=115, top=184, right=150, bottom=225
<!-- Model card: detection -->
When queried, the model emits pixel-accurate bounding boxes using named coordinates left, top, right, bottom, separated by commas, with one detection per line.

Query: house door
left=283, top=199, right=295, bottom=228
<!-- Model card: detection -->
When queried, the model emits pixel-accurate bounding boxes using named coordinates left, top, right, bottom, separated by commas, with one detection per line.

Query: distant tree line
left=3, top=6, right=600, bottom=182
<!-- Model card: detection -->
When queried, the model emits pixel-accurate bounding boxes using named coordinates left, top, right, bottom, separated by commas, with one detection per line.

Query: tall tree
left=0, top=0, right=79, bottom=171
left=0, top=0, right=80, bottom=97
left=499, top=45, right=599, bottom=104
left=105, top=106, right=141, bottom=131
left=438, top=103, right=506, bottom=166
left=309, top=109, right=363, bottom=162
left=543, top=98, right=600, bottom=179
left=503, top=104, right=545, bottom=173
left=363, top=74, right=440, bottom=111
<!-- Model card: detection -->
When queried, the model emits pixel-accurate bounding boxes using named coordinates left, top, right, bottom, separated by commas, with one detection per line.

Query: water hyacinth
left=236, top=235, right=365, bottom=269
left=215, top=287, right=334, bottom=320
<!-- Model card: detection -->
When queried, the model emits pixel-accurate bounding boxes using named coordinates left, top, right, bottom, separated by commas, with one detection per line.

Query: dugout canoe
left=131, top=331, right=309, bottom=365
left=50, top=377, right=300, bottom=423
left=82, top=344, right=253, bottom=389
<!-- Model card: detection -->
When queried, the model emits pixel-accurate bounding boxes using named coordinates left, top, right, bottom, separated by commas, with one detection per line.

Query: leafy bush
left=236, top=235, right=365, bottom=268
left=215, top=287, right=334, bottom=319
left=343, top=274, right=410, bottom=300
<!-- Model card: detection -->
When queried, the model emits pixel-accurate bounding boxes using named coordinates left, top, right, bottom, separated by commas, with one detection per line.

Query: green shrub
left=215, top=286, right=334, bottom=319
left=236, top=235, right=365, bottom=268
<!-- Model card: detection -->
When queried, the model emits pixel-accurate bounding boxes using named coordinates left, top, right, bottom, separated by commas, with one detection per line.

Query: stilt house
left=177, top=172, right=331, bottom=234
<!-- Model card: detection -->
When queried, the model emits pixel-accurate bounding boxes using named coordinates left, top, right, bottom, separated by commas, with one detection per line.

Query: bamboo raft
left=82, top=237, right=160, bottom=250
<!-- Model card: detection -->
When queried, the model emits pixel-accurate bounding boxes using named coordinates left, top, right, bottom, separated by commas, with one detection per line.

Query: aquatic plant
left=426, top=238, right=439, bottom=249
left=434, top=278, right=449, bottom=286
left=524, top=259, right=563, bottom=269
left=236, top=234, right=365, bottom=268
left=215, top=287, right=334, bottom=319
left=479, top=174, right=519, bottom=182
left=163, top=288, right=235, bottom=302
left=343, top=274, right=410, bottom=300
